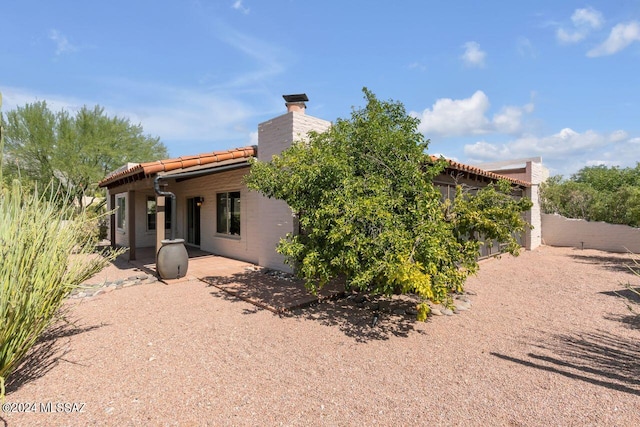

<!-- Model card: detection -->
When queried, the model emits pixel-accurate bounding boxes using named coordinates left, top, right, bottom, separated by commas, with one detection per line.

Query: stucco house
left=99, top=95, right=543, bottom=273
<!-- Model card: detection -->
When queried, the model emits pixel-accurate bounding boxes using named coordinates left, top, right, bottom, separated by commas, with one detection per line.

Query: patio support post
left=156, top=195, right=166, bottom=259
left=128, top=190, right=136, bottom=261
left=109, top=192, right=116, bottom=249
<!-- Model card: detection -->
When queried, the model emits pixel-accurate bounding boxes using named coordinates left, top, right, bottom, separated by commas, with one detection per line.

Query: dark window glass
left=216, top=192, right=241, bottom=236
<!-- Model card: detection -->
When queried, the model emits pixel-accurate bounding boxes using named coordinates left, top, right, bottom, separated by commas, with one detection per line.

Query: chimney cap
left=283, top=93, right=309, bottom=103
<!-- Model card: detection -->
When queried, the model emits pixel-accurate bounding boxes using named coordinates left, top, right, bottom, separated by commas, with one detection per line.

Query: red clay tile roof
left=99, top=146, right=257, bottom=188
left=429, top=155, right=531, bottom=187
left=99, top=145, right=528, bottom=189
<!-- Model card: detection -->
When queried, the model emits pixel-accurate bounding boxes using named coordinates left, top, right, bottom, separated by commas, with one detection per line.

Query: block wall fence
left=542, top=213, right=640, bottom=253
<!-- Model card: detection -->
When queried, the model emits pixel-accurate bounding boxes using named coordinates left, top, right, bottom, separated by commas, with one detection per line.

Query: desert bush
left=619, top=255, right=640, bottom=315
left=0, top=181, right=119, bottom=399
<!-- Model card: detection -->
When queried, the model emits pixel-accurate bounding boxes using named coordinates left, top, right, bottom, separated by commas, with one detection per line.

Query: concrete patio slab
left=111, top=246, right=344, bottom=313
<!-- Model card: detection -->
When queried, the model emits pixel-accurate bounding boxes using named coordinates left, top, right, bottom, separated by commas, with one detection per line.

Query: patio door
left=186, top=197, right=201, bottom=246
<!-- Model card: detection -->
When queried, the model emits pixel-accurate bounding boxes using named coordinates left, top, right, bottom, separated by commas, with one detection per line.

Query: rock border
left=69, top=273, right=158, bottom=299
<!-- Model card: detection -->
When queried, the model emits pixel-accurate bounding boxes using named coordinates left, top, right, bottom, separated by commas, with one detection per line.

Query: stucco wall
left=542, top=213, right=640, bottom=253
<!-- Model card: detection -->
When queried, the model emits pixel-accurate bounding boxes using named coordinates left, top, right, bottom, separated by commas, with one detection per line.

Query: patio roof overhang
left=428, top=156, right=531, bottom=188
left=99, top=146, right=257, bottom=190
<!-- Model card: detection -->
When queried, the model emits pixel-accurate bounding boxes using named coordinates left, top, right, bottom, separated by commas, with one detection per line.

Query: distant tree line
left=1, top=101, right=168, bottom=209
left=540, top=164, right=640, bottom=227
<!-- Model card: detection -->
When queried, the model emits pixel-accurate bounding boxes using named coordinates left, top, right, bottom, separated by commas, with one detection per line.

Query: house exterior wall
left=523, top=161, right=548, bottom=250
left=104, top=169, right=260, bottom=265
left=170, top=167, right=259, bottom=264
left=542, top=213, right=640, bottom=253
left=107, top=192, right=128, bottom=247
left=136, top=191, right=162, bottom=248
left=103, top=107, right=540, bottom=271
left=256, top=111, right=331, bottom=271
left=106, top=191, right=161, bottom=248
left=487, top=160, right=548, bottom=250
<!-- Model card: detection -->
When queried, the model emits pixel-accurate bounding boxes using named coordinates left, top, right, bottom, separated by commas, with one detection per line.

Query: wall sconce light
left=195, top=196, right=204, bottom=207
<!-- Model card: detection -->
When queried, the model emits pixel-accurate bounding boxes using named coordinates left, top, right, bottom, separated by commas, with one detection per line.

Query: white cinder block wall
left=524, top=160, right=549, bottom=250
left=256, top=110, right=331, bottom=272
left=542, top=214, right=640, bottom=253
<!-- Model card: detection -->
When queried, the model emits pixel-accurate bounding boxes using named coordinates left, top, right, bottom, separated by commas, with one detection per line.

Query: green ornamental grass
left=0, top=181, right=117, bottom=399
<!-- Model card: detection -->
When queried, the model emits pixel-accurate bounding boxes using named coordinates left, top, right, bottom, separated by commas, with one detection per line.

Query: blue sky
left=1, top=0, right=639, bottom=177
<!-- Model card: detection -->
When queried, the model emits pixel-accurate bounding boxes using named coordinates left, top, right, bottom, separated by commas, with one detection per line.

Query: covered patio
left=106, top=246, right=343, bottom=313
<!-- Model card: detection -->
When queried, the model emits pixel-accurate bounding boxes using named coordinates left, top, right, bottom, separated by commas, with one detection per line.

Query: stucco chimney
left=283, top=93, right=308, bottom=114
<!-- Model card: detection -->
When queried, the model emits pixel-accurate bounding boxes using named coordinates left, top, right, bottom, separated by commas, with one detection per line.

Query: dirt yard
left=3, top=246, right=639, bottom=426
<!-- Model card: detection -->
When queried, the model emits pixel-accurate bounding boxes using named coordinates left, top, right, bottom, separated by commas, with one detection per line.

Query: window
left=216, top=191, right=241, bottom=236
left=146, top=196, right=172, bottom=231
left=146, top=197, right=156, bottom=231
left=116, top=195, right=126, bottom=230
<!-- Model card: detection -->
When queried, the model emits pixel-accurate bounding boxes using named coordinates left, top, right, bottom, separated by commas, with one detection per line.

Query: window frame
left=216, top=191, right=241, bottom=237
left=146, top=196, right=157, bottom=231
left=116, top=195, right=126, bottom=231
left=146, top=195, right=172, bottom=231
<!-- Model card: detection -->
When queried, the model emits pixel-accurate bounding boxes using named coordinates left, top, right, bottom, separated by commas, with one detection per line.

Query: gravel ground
left=3, top=246, right=640, bottom=426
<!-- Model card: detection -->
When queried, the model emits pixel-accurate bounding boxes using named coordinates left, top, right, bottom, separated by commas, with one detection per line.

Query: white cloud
left=114, top=83, right=256, bottom=142
left=0, top=86, right=86, bottom=112
left=232, top=0, right=250, bottom=14
left=585, top=159, right=618, bottom=167
left=572, top=7, right=604, bottom=29
left=465, top=128, right=625, bottom=160
left=414, top=91, right=490, bottom=137
left=213, top=26, right=287, bottom=88
left=48, top=29, right=78, bottom=55
left=463, top=128, right=637, bottom=175
left=587, top=21, right=640, bottom=57
left=492, top=103, right=534, bottom=134
left=556, top=7, right=603, bottom=44
left=460, top=41, right=486, bottom=68
left=0, top=83, right=261, bottom=155
left=609, top=129, right=629, bottom=142
left=408, top=62, right=427, bottom=72
left=556, top=28, right=587, bottom=44
left=516, top=37, right=536, bottom=58
left=413, top=91, right=534, bottom=137
left=249, top=131, right=258, bottom=146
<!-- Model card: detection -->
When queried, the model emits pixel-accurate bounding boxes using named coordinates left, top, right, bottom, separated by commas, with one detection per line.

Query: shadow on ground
left=492, top=330, right=640, bottom=396
left=569, top=253, right=638, bottom=276
left=5, top=319, right=107, bottom=395
left=204, top=270, right=425, bottom=342
left=202, top=270, right=342, bottom=313
left=600, top=284, right=640, bottom=329
left=288, top=297, right=426, bottom=343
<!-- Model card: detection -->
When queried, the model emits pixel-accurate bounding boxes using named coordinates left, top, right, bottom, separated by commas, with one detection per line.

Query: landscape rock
left=71, top=272, right=159, bottom=299
left=353, top=294, right=367, bottom=303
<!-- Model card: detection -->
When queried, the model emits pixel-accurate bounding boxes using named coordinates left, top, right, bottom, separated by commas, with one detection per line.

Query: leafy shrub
left=0, top=181, right=118, bottom=399
left=247, top=88, right=532, bottom=320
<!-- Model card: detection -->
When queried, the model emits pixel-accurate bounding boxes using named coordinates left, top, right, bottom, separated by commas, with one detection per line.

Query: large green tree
left=246, top=89, right=532, bottom=319
left=1, top=101, right=168, bottom=207
left=541, top=164, right=640, bottom=227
